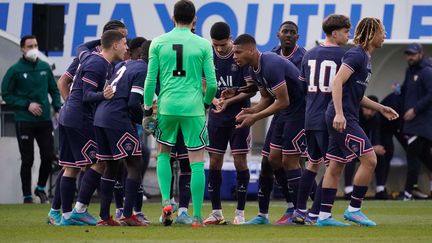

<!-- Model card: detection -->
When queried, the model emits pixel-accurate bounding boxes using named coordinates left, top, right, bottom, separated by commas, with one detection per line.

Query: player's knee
left=91, top=162, right=106, bottom=174
left=104, top=161, right=120, bottom=179
left=282, top=155, right=301, bottom=170
left=361, top=152, right=377, bottom=170
left=209, top=153, right=223, bottom=170
left=178, top=158, right=191, bottom=173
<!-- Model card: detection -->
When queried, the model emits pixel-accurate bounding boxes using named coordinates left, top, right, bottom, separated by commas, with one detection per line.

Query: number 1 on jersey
left=307, top=60, right=337, bottom=93
left=173, top=44, right=186, bottom=77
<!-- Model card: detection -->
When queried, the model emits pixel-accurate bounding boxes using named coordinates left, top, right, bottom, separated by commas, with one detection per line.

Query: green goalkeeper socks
left=157, top=153, right=172, bottom=204
left=190, top=162, right=205, bottom=219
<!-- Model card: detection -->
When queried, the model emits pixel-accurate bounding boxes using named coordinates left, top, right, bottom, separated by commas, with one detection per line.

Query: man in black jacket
left=402, top=43, right=432, bottom=200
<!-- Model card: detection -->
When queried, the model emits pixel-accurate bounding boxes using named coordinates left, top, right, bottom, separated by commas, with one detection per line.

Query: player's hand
left=54, top=112, right=60, bottom=121
left=28, top=102, right=42, bottom=116
left=213, top=99, right=230, bottom=113
left=235, top=107, right=254, bottom=119
left=103, top=85, right=114, bottom=100
left=403, top=108, right=415, bottom=121
left=211, top=98, right=222, bottom=110
left=333, top=113, right=346, bottom=133
left=221, top=88, right=236, bottom=99
left=373, top=145, right=386, bottom=156
left=380, top=106, right=399, bottom=121
left=235, top=113, right=257, bottom=128
left=142, top=116, right=157, bottom=136
left=238, top=83, right=258, bottom=94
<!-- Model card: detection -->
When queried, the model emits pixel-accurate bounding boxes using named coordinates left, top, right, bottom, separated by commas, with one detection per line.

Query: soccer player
left=247, top=20, right=307, bottom=225
left=55, top=30, right=127, bottom=225
left=48, top=20, right=128, bottom=225
left=112, top=37, right=150, bottom=225
left=271, top=21, right=306, bottom=68
left=203, top=22, right=255, bottom=225
left=292, top=14, right=351, bottom=225
left=143, top=0, right=217, bottom=227
left=232, top=34, right=306, bottom=225
left=93, top=37, right=147, bottom=226
left=316, top=17, right=398, bottom=227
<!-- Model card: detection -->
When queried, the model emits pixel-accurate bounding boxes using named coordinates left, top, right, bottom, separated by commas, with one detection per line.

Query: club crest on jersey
left=413, top=75, right=418, bottom=81
left=40, top=71, right=47, bottom=76
left=23, top=73, right=27, bottom=79
left=231, top=63, right=238, bottom=72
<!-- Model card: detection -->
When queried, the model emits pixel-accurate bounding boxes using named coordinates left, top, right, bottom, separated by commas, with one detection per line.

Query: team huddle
left=47, top=0, right=399, bottom=228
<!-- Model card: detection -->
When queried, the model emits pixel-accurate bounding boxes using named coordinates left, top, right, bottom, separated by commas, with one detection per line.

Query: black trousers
left=405, top=135, right=432, bottom=193
left=15, top=121, right=54, bottom=197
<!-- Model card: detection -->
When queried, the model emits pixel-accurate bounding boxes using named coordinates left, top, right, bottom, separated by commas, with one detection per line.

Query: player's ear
left=171, top=15, right=176, bottom=25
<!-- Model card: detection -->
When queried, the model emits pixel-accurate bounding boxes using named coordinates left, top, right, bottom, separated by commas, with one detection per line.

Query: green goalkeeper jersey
left=144, top=27, right=217, bottom=116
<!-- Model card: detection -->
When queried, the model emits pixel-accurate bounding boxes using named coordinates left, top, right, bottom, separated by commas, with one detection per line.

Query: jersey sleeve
left=143, top=40, right=159, bottom=108
left=82, top=61, right=105, bottom=103
left=202, top=41, right=217, bottom=105
left=298, top=54, right=307, bottom=82
left=64, top=58, right=79, bottom=79
left=341, top=49, right=363, bottom=73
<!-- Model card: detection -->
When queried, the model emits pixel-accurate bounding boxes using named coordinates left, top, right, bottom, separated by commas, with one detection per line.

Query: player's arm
left=202, top=43, right=217, bottom=107
left=361, top=96, right=398, bottom=121
left=128, top=70, right=146, bottom=124
left=82, top=68, right=108, bottom=103
left=331, top=64, right=352, bottom=132
left=58, top=58, right=78, bottom=100
left=77, top=39, right=101, bottom=54
left=253, top=83, right=289, bottom=120
left=247, top=87, right=273, bottom=114
left=143, top=41, right=159, bottom=113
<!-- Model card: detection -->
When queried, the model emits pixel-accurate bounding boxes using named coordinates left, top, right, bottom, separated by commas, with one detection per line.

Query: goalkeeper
left=143, top=0, right=217, bottom=227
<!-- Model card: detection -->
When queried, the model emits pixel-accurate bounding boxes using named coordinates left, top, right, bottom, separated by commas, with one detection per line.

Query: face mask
left=25, top=48, right=39, bottom=62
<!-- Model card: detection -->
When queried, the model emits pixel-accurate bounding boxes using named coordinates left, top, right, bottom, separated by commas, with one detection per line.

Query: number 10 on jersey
left=307, top=60, right=337, bottom=93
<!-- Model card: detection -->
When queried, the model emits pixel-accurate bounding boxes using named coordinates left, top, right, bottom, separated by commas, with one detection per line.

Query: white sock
left=344, top=186, right=353, bottom=194
left=258, top=212, right=269, bottom=219
left=347, top=205, right=360, bottom=212
left=308, top=212, right=318, bottom=218
left=235, top=209, right=244, bottom=216
left=50, top=208, right=60, bottom=212
left=212, top=209, right=223, bottom=216
left=376, top=185, right=385, bottom=193
left=318, top=212, right=331, bottom=220
left=63, top=211, right=72, bottom=219
left=287, top=202, right=295, bottom=209
left=170, top=197, right=176, bottom=204
left=178, top=207, right=188, bottom=216
left=298, top=209, right=307, bottom=213
left=74, top=202, right=87, bottom=213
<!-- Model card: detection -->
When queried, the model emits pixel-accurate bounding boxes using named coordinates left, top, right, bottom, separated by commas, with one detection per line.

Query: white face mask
left=25, top=48, right=39, bottom=62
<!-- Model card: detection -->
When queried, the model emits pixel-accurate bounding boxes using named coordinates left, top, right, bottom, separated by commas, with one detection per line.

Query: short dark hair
left=101, top=30, right=124, bottom=49
left=102, top=20, right=126, bottom=33
left=322, top=14, right=351, bottom=36
left=129, top=37, right=147, bottom=52
left=367, top=95, right=379, bottom=103
left=279, top=21, right=298, bottom=32
left=233, top=34, right=256, bottom=46
left=20, top=35, right=37, bottom=48
left=141, top=40, right=152, bottom=63
left=173, top=0, right=195, bottom=25
left=210, top=22, right=230, bottom=40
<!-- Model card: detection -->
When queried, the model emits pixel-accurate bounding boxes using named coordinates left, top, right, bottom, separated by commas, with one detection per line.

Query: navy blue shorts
left=206, top=124, right=250, bottom=155
left=305, top=130, right=329, bottom=164
left=170, top=129, right=188, bottom=160
left=95, top=126, right=142, bottom=160
left=326, top=117, right=373, bottom=163
left=58, top=124, right=97, bottom=168
left=263, top=115, right=306, bottom=156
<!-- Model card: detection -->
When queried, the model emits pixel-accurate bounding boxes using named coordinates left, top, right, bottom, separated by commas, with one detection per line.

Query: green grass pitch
left=1, top=200, right=432, bottom=242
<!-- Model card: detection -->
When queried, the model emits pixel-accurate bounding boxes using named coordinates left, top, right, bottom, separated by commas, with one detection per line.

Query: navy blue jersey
left=64, top=40, right=101, bottom=79
left=326, top=46, right=371, bottom=121
left=300, top=44, right=346, bottom=130
left=94, top=60, right=147, bottom=129
left=208, top=48, right=252, bottom=127
left=271, top=44, right=306, bottom=69
left=251, top=52, right=305, bottom=121
left=59, top=51, right=113, bottom=128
